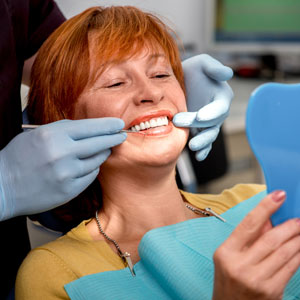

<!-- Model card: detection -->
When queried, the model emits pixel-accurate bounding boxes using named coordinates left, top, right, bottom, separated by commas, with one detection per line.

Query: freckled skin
left=74, top=47, right=189, bottom=169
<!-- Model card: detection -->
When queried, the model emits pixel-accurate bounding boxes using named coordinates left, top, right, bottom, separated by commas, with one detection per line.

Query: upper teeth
left=130, top=116, right=168, bottom=132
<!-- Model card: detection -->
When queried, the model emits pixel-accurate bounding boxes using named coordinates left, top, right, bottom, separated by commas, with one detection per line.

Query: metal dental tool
left=22, top=124, right=133, bottom=133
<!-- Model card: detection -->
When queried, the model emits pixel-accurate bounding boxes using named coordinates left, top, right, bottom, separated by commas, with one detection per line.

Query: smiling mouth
left=129, top=116, right=169, bottom=132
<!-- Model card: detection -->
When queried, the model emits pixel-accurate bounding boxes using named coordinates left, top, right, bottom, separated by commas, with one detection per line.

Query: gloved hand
left=0, top=118, right=126, bottom=221
left=173, top=54, right=234, bottom=161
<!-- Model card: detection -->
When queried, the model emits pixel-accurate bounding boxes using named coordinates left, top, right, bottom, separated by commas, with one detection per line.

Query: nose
left=132, top=77, right=164, bottom=106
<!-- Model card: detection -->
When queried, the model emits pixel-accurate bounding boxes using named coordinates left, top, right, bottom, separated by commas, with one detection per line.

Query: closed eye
left=154, top=74, right=170, bottom=79
left=106, top=82, right=124, bottom=88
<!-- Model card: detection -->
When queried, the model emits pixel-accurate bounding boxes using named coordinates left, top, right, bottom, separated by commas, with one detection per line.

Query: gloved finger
left=196, top=82, right=233, bottom=122
left=76, top=149, right=111, bottom=177
left=71, top=168, right=100, bottom=198
left=195, top=144, right=212, bottom=161
left=173, top=111, right=223, bottom=129
left=75, top=132, right=127, bottom=159
left=196, top=98, right=229, bottom=124
left=172, top=112, right=197, bottom=127
left=201, top=54, right=233, bottom=82
left=188, top=126, right=220, bottom=151
left=52, top=118, right=125, bottom=140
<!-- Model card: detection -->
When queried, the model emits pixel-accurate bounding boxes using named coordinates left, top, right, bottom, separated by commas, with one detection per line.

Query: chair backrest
left=176, top=127, right=228, bottom=193
left=27, top=217, right=62, bottom=249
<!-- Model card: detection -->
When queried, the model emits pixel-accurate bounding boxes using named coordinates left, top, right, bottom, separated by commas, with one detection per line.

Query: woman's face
left=74, top=46, right=189, bottom=169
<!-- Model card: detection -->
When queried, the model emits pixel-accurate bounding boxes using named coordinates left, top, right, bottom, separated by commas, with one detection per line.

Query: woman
left=16, top=6, right=300, bottom=300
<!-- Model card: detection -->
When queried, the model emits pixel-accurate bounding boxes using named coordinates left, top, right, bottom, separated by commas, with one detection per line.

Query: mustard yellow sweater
left=16, top=184, right=265, bottom=300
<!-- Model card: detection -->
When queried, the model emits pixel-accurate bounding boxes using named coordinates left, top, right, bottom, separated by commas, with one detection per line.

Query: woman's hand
left=212, top=190, right=300, bottom=300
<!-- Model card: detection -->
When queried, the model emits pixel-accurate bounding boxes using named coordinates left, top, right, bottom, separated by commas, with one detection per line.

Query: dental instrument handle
left=22, top=124, right=40, bottom=129
left=22, top=124, right=131, bottom=133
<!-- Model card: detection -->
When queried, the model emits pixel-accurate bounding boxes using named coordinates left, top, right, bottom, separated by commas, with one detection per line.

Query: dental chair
left=176, top=126, right=228, bottom=193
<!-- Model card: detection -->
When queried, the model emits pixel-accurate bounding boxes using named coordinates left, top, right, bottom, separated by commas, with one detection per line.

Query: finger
left=75, top=133, right=126, bottom=159
left=182, top=54, right=233, bottom=82
left=248, top=218, right=300, bottom=265
left=226, top=190, right=286, bottom=250
left=196, top=96, right=230, bottom=123
left=201, top=55, right=234, bottom=81
left=265, top=252, right=300, bottom=295
left=195, top=144, right=212, bottom=161
left=172, top=112, right=197, bottom=127
left=54, top=118, right=125, bottom=140
left=71, top=168, right=100, bottom=198
left=256, top=234, right=300, bottom=279
left=188, top=126, right=220, bottom=152
left=76, top=149, right=111, bottom=177
left=260, top=219, right=273, bottom=236
left=173, top=111, right=223, bottom=128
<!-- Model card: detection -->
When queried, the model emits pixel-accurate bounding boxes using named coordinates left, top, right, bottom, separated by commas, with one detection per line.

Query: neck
left=94, top=163, right=193, bottom=242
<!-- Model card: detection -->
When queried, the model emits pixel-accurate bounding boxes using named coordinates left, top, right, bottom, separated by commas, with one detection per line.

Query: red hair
left=27, top=6, right=185, bottom=228
left=28, top=6, right=185, bottom=124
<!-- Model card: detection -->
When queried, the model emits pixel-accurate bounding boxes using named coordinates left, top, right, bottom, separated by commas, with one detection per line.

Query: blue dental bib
left=64, top=191, right=300, bottom=300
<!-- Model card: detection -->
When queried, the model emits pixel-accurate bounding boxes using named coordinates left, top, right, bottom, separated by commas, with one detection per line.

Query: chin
left=106, top=127, right=189, bottom=170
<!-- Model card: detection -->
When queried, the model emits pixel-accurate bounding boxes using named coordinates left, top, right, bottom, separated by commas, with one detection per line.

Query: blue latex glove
left=0, top=118, right=126, bottom=221
left=173, top=54, right=234, bottom=161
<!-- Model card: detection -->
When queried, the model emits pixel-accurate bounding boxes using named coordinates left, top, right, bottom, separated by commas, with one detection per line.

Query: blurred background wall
left=55, top=0, right=207, bottom=53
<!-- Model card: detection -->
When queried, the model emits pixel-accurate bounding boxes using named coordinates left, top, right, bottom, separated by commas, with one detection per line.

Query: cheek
left=74, top=94, right=125, bottom=119
left=170, top=86, right=187, bottom=113
left=179, top=100, right=188, bottom=113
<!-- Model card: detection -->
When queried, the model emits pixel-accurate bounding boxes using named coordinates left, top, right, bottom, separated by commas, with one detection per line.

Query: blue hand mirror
left=246, top=82, right=300, bottom=226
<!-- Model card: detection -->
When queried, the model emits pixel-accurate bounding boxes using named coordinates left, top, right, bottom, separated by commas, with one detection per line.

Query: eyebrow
left=148, top=53, right=167, bottom=61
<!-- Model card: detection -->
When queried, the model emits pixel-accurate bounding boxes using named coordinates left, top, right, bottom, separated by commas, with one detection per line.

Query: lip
left=135, top=122, right=173, bottom=136
left=127, top=110, right=173, bottom=129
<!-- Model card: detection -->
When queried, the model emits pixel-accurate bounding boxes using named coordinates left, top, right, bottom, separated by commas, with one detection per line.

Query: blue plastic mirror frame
left=246, top=82, right=300, bottom=226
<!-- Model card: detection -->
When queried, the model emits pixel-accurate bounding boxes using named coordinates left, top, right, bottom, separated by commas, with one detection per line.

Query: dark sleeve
left=26, top=0, right=66, bottom=58
left=0, top=3, right=66, bottom=298
left=0, top=0, right=66, bottom=148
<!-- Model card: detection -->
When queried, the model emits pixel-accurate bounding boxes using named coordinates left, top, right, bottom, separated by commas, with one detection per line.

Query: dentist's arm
left=173, top=54, right=234, bottom=161
left=0, top=118, right=126, bottom=221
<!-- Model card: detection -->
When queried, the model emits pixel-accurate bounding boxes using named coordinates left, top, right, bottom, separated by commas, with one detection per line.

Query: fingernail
left=295, top=219, right=300, bottom=226
left=271, top=190, right=286, bottom=202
